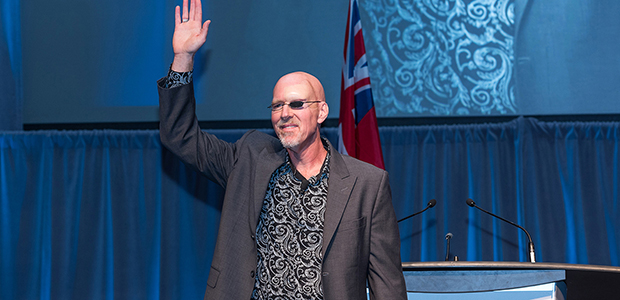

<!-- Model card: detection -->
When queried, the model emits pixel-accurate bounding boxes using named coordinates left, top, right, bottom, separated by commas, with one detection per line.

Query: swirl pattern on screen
left=362, top=0, right=515, bottom=116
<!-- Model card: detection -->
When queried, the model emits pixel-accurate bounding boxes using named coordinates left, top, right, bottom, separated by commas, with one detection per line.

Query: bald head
left=270, top=71, right=329, bottom=152
left=273, top=71, right=325, bottom=103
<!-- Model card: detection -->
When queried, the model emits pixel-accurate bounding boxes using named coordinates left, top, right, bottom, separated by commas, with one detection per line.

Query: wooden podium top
left=402, top=261, right=620, bottom=273
left=401, top=261, right=620, bottom=299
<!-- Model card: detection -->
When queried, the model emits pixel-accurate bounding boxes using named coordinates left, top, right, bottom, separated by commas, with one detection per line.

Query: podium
left=401, top=261, right=620, bottom=299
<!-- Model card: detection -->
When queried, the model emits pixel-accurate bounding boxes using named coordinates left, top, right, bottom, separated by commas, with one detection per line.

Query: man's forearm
left=171, top=53, right=194, bottom=73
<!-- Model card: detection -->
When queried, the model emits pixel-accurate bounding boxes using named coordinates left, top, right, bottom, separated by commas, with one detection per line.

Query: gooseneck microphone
left=397, top=199, right=437, bottom=223
left=466, top=198, right=536, bottom=263
left=444, top=233, right=453, bottom=261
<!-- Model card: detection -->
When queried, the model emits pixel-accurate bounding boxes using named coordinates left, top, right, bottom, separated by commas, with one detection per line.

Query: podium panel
left=404, top=269, right=564, bottom=293
left=406, top=282, right=565, bottom=300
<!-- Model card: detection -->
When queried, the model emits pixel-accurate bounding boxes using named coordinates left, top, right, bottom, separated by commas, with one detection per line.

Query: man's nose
left=280, top=104, right=293, bottom=118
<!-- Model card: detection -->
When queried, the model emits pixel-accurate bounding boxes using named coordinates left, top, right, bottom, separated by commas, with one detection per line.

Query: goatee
left=278, top=132, right=301, bottom=149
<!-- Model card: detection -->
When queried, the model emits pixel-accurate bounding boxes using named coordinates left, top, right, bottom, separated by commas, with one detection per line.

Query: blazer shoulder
left=238, top=130, right=280, bottom=147
left=235, top=130, right=284, bottom=156
left=340, top=154, right=387, bottom=177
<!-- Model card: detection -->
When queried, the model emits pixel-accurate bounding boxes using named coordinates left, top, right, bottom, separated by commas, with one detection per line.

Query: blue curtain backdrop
left=0, top=0, right=22, bottom=130
left=2, top=118, right=619, bottom=299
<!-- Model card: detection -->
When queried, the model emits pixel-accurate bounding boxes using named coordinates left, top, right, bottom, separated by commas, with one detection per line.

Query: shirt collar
left=285, top=137, right=331, bottom=184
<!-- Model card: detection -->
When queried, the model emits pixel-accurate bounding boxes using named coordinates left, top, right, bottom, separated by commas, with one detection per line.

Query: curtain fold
left=0, top=0, right=22, bottom=130
left=1, top=118, right=619, bottom=299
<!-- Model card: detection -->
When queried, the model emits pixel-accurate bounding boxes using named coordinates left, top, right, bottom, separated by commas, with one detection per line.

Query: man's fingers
left=200, top=20, right=211, bottom=39
left=189, top=0, right=196, bottom=21
left=182, top=0, right=189, bottom=21
left=195, top=0, right=202, bottom=21
left=175, top=5, right=181, bottom=25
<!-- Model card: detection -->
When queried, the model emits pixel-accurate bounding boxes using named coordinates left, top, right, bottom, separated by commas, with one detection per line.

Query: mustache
left=277, top=120, right=299, bottom=128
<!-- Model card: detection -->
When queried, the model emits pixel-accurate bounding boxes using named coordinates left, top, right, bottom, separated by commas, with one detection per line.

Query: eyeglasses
left=268, top=100, right=322, bottom=111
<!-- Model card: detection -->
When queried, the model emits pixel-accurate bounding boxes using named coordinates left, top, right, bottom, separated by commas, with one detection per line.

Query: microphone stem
left=473, top=204, right=536, bottom=263
left=474, top=204, right=533, bottom=242
left=445, top=238, right=451, bottom=261
left=528, top=242, right=536, bottom=263
left=397, top=206, right=429, bottom=223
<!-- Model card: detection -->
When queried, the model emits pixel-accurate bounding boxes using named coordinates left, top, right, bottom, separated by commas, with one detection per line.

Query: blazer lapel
left=322, top=144, right=357, bottom=258
left=249, top=146, right=286, bottom=234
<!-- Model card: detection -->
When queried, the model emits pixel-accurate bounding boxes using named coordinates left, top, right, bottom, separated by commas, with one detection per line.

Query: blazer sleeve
left=157, top=79, right=236, bottom=188
left=367, top=171, right=407, bottom=300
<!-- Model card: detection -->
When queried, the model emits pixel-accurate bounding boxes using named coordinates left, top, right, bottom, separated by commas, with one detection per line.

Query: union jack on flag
left=337, top=0, right=385, bottom=169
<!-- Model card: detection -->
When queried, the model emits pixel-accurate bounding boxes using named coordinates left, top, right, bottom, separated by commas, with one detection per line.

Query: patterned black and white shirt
left=163, top=68, right=193, bottom=88
left=252, top=143, right=331, bottom=300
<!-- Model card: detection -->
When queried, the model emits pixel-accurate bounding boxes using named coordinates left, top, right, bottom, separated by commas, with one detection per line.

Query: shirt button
left=251, top=234, right=255, bottom=240
left=250, top=270, right=256, bottom=278
left=322, top=272, right=329, bottom=277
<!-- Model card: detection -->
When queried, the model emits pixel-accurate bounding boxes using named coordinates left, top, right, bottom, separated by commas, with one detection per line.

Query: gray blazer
left=158, top=80, right=407, bottom=300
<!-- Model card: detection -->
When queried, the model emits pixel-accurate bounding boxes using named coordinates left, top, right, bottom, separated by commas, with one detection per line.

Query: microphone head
left=428, top=199, right=437, bottom=208
left=466, top=198, right=476, bottom=207
left=445, top=232, right=453, bottom=239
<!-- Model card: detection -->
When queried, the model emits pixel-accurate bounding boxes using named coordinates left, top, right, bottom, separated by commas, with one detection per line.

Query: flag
left=337, top=0, right=385, bottom=169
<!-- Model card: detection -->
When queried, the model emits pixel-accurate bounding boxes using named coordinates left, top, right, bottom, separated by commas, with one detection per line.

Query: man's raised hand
left=171, top=0, right=211, bottom=72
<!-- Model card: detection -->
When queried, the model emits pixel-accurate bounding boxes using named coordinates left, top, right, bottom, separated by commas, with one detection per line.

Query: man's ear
left=318, top=102, right=329, bottom=124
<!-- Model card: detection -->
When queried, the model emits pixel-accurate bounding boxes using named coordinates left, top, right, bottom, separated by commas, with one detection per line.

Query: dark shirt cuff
left=164, top=67, right=193, bottom=88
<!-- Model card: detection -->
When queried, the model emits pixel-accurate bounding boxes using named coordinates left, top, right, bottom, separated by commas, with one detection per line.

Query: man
left=157, top=0, right=407, bottom=299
